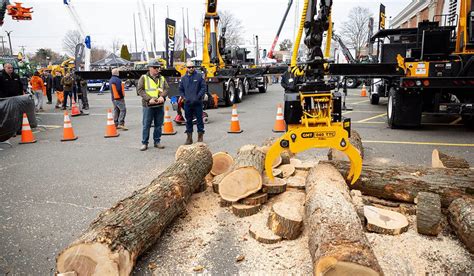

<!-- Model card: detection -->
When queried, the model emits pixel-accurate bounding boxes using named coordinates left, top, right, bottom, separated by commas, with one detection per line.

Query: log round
left=241, top=192, right=268, bottom=206
left=278, top=164, right=296, bottom=178
left=364, top=206, right=409, bottom=235
left=219, top=167, right=263, bottom=202
left=57, top=143, right=213, bottom=275
left=211, top=152, right=234, bottom=176
left=416, top=192, right=442, bottom=236
left=267, top=202, right=303, bottom=240
left=448, top=198, right=474, bottom=253
left=305, top=164, right=382, bottom=275
left=249, top=219, right=283, bottom=244
left=263, top=177, right=287, bottom=194
left=232, top=203, right=262, bottom=217
left=325, top=160, right=474, bottom=208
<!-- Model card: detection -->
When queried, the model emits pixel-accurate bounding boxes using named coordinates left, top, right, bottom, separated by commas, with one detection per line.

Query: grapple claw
left=342, top=144, right=362, bottom=185
left=264, top=138, right=286, bottom=182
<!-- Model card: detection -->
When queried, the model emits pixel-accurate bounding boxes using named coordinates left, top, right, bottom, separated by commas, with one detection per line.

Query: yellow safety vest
left=144, top=75, right=165, bottom=97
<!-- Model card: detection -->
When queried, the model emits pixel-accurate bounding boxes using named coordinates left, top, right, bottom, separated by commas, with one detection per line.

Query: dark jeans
left=184, top=101, right=204, bottom=133
left=63, top=91, right=72, bottom=108
left=142, top=106, right=164, bottom=145
left=113, top=99, right=126, bottom=126
left=46, top=87, right=52, bottom=102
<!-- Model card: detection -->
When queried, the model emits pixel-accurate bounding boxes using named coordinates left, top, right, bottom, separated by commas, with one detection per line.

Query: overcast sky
left=1, top=0, right=411, bottom=56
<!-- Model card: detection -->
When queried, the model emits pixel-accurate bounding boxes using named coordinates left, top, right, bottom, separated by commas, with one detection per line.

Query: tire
left=235, top=80, right=244, bottom=103
left=224, top=81, right=236, bottom=107
left=387, top=87, right=422, bottom=129
left=243, top=78, right=250, bottom=95
left=346, top=78, right=358, bottom=89
left=370, top=93, right=380, bottom=105
left=258, top=77, right=267, bottom=93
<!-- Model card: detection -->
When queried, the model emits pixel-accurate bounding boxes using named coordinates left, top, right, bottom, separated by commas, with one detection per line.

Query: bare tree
left=219, top=10, right=243, bottom=46
left=339, top=6, right=373, bottom=59
left=90, top=47, right=109, bottom=63
left=111, top=38, right=121, bottom=54
left=63, top=30, right=83, bottom=57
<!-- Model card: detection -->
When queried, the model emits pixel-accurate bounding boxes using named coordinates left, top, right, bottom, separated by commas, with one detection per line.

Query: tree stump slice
left=324, top=160, right=474, bottom=208
left=306, top=164, right=382, bottom=275
left=272, top=168, right=283, bottom=178
left=278, top=164, right=295, bottom=178
left=294, top=161, right=315, bottom=171
left=364, top=206, right=409, bottom=235
left=241, top=192, right=268, bottom=206
left=263, top=177, right=287, bottom=195
left=272, top=155, right=283, bottom=168
left=57, top=143, right=212, bottom=275
left=211, top=152, right=234, bottom=176
left=448, top=198, right=474, bottom=253
left=220, top=199, right=233, bottom=207
left=249, top=217, right=283, bottom=244
left=416, top=192, right=442, bottom=236
left=267, top=202, right=303, bottom=240
left=219, top=167, right=263, bottom=202
left=432, top=149, right=470, bottom=169
left=232, top=203, right=262, bottom=217
left=286, top=176, right=306, bottom=190
left=328, top=129, right=364, bottom=161
left=212, top=144, right=265, bottom=189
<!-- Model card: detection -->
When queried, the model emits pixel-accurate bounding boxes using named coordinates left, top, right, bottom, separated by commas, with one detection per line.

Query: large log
left=448, top=198, right=474, bottom=253
left=328, top=129, right=364, bottom=161
left=306, top=163, right=382, bottom=275
left=218, top=145, right=265, bottom=202
left=416, top=192, right=442, bottom=236
left=325, top=160, right=474, bottom=208
left=56, top=143, right=212, bottom=275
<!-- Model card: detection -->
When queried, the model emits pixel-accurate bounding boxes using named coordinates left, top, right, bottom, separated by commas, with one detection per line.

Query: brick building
left=390, top=0, right=447, bottom=29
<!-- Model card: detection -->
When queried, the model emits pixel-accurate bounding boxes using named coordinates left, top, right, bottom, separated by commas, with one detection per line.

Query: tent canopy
left=91, top=53, right=132, bottom=67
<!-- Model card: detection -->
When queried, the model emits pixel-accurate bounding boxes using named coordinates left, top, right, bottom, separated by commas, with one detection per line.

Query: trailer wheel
left=243, top=78, right=250, bottom=95
left=236, top=80, right=244, bottom=103
left=225, top=81, right=236, bottom=106
left=369, top=93, right=380, bottom=105
left=346, top=78, right=358, bottom=89
left=258, top=77, right=267, bottom=93
left=387, top=87, right=422, bottom=129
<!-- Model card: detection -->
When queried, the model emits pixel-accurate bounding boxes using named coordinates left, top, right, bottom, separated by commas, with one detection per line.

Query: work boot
left=198, top=132, right=204, bottom=142
left=185, top=133, right=193, bottom=145
left=154, top=143, right=165, bottom=149
left=140, top=144, right=148, bottom=151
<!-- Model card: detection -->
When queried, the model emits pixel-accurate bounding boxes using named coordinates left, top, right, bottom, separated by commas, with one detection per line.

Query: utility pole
left=153, top=4, right=156, bottom=53
left=182, top=7, right=186, bottom=62
left=5, top=30, right=13, bottom=56
left=133, top=13, right=138, bottom=54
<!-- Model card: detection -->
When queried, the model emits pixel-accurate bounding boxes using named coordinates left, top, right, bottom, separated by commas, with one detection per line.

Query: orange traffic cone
left=71, top=99, right=81, bottom=117
left=228, top=104, right=243, bottom=134
left=360, top=84, right=367, bottom=97
left=104, top=109, right=120, bottom=138
left=61, top=111, right=78, bottom=142
left=162, top=106, right=177, bottom=135
left=19, top=113, right=36, bottom=144
left=272, top=104, right=286, bottom=133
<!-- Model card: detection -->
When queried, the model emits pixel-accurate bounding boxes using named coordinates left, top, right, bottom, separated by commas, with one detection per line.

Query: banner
left=74, top=43, right=85, bottom=71
left=379, top=4, right=386, bottom=30
left=165, top=18, right=176, bottom=67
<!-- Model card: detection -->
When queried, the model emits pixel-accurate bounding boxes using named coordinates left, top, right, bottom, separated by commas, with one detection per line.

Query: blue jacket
left=179, top=71, right=206, bottom=103
left=109, top=75, right=124, bottom=100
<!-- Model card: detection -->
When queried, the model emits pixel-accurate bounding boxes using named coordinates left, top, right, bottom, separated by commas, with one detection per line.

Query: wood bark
left=241, top=192, right=268, bottom=205
left=305, top=163, right=383, bottom=276
left=212, top=144, right=265, bottom=191
left=448, top=198, right=474, bottom=253
left=232, top=203, right=262, bottom=217
left=263, top=178, right=287, bottom=194
left=364, top=206, right=409, bottom=235
left=267, top=202, right=303, bottom=240
left=211, top=152, right=234, bottom=176
left=432, top=149, right=470, bottom=169
left=325, top=160, right=474, bottom=208
left=416, top=192, right=442, bottom=236
left=328, top=129, right=364, bottom=161
left=57, top=143, right=212, bottom=275
left=249, top=222, right=282, bottom=244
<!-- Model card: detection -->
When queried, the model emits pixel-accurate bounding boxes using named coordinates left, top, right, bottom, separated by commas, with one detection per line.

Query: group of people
left=110, top=59, right=207, bottom=151
left=49, top=71, right=89, bottom=111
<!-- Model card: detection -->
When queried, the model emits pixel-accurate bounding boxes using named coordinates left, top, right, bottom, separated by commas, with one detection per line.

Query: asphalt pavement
left=0, top=84, right=473, bottom=274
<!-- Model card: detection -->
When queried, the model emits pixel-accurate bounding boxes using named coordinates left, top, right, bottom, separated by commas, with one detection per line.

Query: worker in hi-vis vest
left=137, top=60, right=169, bottom=151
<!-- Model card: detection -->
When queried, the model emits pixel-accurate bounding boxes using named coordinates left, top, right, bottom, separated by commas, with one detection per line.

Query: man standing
left=0, top=63, right=24, bottom=98
left=109, top=68, right=128, bottom=130
left=137, top=60, right=169, bottom=151
left=53, top=71, right=64, bottom=108
left=61, top=72, right=74, bottom=110
left=42, top=70, right=53, bottom=104
left=179, top=61, right=206, bottom=145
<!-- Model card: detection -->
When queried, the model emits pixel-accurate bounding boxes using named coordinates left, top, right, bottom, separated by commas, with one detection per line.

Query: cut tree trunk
left=328, top=129, right=364, bottom=161
left=211, top=152, right=234, bottom=176
left=56, top=143, right=212, bottom=275
left=432, top=149, right=470, bottom=169
left=325, top=160, right=474, bottom=208
left=232, top=203, right=262, bottom=217
left=416, top=192, right=442, bottom=236
left=263, top=177, right=287, bottom=194
left=448, top=198, right=474, bottom=253
left=218, top=145, right=265, bottom=202
left=306, top=163, right=382, bottom=276
left=364, top=206, right=409, bottom=235
left=267, top=202, right=303, bottom=240
left=249, top=215, right=283, bottom=244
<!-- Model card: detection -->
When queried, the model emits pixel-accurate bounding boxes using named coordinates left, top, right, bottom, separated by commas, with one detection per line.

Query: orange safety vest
left=112, top=82, right=125, bottom=100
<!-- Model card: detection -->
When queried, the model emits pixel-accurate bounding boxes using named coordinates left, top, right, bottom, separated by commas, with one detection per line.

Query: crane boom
left=332, top=33, right=356, bottom=63
left=268, top=0, right=293, bottom=59
left=63, top=0, right=90, bottom=70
